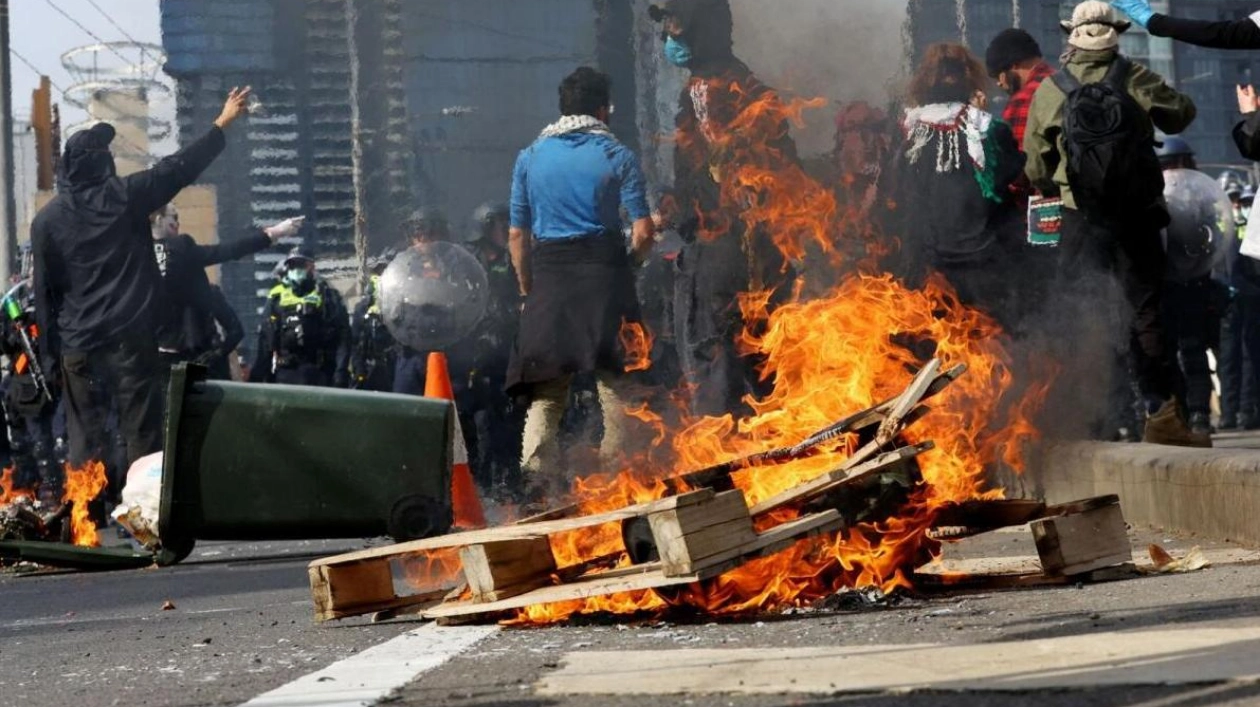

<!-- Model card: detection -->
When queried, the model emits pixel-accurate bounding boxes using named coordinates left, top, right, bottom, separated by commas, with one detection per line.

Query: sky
left=10, top=0, right=163, bottom=132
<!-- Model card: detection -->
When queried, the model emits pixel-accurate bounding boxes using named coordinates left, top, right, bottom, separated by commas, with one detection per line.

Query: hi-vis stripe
left=451, top=405, right=470, bottom=466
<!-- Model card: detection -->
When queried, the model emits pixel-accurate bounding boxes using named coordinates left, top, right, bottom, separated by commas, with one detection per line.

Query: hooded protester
left=892, top=43, right=1025, bottom=323
left=1024, top=1, right=1201, bottom=447
left=506, top=67, right=654, bottom=500
left=1111, top=0, right=1260, bottom=49
left=32, top=87, right=250, bottom=482
left=650, top=0, right=797, bottom=420
left=150, top=203, right=303, bottom=384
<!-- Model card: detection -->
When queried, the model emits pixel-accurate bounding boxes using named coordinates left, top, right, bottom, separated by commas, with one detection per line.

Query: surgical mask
left=285, top=267, right=311, bottom=287
left=664, top=36, right=693, bottom=67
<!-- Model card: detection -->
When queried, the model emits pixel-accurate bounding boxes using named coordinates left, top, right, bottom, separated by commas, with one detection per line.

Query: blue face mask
left=285, top=267, right=311, bottom=287
left=664, top=36, right=693, bottom=67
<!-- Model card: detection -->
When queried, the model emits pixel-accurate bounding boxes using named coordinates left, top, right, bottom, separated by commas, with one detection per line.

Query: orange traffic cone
left=424, top=351, right=487, bottom=529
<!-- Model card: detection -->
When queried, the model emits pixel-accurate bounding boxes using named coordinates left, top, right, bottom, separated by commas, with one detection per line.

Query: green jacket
left=1023, top=49, right=1197, bottom=210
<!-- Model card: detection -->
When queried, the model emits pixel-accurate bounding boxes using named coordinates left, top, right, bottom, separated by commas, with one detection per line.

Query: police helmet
left=470, top=202, right=510, bottom=241
left=1243, top=185, right=1257, bottom=206
left=404, top=207, right=451, bottom=242
left=1156, top=135, right=1194, bottom=160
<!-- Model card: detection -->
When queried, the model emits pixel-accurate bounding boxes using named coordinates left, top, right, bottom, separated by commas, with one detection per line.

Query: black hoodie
left=32, top=125, right=226, bottom=361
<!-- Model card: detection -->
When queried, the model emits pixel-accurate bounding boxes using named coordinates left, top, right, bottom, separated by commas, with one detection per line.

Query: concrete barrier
left=1028, top=442, right=1260, bottom=546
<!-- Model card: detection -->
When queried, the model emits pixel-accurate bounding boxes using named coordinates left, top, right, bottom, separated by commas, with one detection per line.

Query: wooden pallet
left=917, top=495, right=1135, bottom=592
left=308, top=359, right=959, bottom=624
left=310, top=487, right=844, bottom=623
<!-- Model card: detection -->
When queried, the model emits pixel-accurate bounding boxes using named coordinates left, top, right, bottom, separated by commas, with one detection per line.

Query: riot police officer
left=349, top=250, right=398, bottom=391
left=1158, top=137, right=1230, bottom=438
left=249, top=251, right=351, bottom=387
left=393, top=208, right=452, bottom=396
left=460, top=202, right=522, bottom=488
left=0, top=278, right=58, bottom=503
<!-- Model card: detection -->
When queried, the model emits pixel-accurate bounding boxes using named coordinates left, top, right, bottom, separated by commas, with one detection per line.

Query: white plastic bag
left=110, top=452, right=163, bottom=550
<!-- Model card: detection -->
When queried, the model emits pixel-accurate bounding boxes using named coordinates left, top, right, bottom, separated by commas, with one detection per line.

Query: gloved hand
left=1110, top=0, right=1154, bottom=29
left=264, top=216, right=306, bottom=242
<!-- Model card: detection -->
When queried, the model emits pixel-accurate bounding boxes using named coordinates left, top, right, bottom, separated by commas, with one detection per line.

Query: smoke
left=729, top=0, right=911, bottom=156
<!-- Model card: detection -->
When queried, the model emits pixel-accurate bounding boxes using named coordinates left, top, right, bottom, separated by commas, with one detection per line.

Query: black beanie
left=984, top=29, right=1043, bottom=77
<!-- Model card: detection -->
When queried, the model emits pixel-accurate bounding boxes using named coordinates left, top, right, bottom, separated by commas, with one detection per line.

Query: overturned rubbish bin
left=157, top=365, right=454, bottom=565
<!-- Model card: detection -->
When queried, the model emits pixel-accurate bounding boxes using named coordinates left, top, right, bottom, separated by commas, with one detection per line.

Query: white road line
left=240, top=624, right=499, bottom=707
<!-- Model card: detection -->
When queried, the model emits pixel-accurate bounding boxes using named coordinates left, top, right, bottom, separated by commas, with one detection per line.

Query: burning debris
left=307, top=359, right=1127, bottom=626
left=0, top=460, right=111, bottom=554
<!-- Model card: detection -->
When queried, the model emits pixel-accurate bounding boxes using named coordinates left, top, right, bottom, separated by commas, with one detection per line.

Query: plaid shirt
left=1003, top=62, right=1056, bottom=149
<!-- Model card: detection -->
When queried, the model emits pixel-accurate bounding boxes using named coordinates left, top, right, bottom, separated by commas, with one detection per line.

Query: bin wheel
left=388, top=495, right=452, bottom=542
left=155, top=536, right=196, bottom=567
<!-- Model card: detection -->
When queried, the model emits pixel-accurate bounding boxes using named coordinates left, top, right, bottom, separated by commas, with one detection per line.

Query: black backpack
left=1052, top=57, right=1165, bottom=224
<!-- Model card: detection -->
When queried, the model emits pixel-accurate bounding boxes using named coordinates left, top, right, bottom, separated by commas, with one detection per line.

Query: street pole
left=345, top=0, right=369, bottom=293
left=0, top=0, right=16, bottom=285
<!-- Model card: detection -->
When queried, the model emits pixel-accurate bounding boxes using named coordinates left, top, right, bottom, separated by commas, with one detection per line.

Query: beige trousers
left=519, top=372, right=628, bottom=476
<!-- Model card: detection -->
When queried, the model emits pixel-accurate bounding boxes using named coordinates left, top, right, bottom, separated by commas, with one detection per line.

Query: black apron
left=506, top=235, right=640, bottom=395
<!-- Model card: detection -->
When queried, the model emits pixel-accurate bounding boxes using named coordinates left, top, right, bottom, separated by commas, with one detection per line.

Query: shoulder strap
left=1051, top=67, right=1082, bottom=95
left=1103, top=56, right=1131, bottom=90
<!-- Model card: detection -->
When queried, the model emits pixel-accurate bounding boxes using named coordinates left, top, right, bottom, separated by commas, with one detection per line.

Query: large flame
left=446, top=81, right=1049, bottom=624
left=62, top=461, right=108, bottom=547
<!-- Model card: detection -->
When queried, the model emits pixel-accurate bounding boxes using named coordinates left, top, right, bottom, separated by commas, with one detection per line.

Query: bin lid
left=0, top=540, right=154, bottom=571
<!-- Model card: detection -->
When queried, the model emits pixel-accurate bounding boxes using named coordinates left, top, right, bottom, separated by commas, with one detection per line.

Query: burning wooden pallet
left=307, top=360, right=1139, bottom=624
left=309, top=360, right=954, bottom=623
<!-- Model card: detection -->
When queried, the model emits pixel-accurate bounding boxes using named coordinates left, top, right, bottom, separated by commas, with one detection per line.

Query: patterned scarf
left=539, top=114, right=615, bottom=140
left=902, top=102, right=1001, bottom=202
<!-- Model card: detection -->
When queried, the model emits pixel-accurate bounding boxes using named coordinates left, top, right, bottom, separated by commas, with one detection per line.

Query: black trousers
left=275, top=363, right=331, bottom=387
left=1058, top=208, right=1177, bottom=403
left=1219, top=292, right=1260, bottom=423
left=1161, top=278, right=1214, bottom=417
left=62, top=334, right=163, bottom=480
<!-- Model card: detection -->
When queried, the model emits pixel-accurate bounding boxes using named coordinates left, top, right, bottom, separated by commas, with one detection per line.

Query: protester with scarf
left=892, top=43, right=1025, bottom=323
left=650, top=0, right=797, bottom=420
left=506, top=67, right=654, bottom=501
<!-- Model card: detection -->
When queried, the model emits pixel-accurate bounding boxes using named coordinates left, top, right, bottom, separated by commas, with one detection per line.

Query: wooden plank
left=309, top=489, right=715, bottom=568
left=423, top=511, right=843, bottom=621
left=749, top=443, right=933, bottom=517
left=460, top=537, right=557, bottom=603
left=649, top=490, right=756, bottom=576
left=310, top=559, right=410, bottom=622
left=1042, top=495, right=1121, bottom=519
left=1032, top=502, right=1131, bottom=576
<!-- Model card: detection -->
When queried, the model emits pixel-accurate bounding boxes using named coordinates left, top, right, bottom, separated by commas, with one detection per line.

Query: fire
left=619, top=319, right=654, bottom=373
left=496, top=80, right=1052, bottom=624
left=0, top=467, right=34, bottom=506
left=62, top=461, right=108, bottom=547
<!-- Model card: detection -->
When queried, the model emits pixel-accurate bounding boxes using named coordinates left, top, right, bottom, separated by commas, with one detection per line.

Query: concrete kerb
left=1023, top=442, right=1260, bottom=546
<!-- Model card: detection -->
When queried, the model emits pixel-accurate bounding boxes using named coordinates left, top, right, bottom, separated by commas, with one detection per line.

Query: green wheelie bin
left=156, top=364, right=454, bottom=565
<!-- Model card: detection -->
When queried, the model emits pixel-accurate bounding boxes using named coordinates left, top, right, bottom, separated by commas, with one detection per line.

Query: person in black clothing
left=460, top=202, right=522, bottom=489
left=32, top=87, right=251, bottom=476
left=650, top=0, right=797, bottom=419
left=1112, top=1, right=1260, bottom=49
left=392, top=208, right=452, bottom=397
left=349, top=252, right=398, bottom=392
left=0, top=279, right=57, bottom=502
left=892, top=43, right=1026, bottom=324
left=249, top=251, right=351, bottom=387
left=151, top=203, right=303, bottom=383
left=200, top=285, right=244, bottom=380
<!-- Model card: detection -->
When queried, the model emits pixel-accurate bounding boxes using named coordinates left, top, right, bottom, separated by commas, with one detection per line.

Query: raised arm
left=124, top=88, right=251, bottom=217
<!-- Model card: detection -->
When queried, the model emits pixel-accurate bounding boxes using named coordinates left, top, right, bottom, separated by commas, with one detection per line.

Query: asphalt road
left=2, top=525, right=1259, bottom=707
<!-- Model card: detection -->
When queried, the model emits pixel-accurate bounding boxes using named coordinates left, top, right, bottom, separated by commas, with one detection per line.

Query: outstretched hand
left=214, top=87, right=253, bottom=130
left=1110, top=0, right=1154, bottom=29
left=264, top=216, right=306, bottom=242
left=1239, top=85, right=1259, bottom=115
